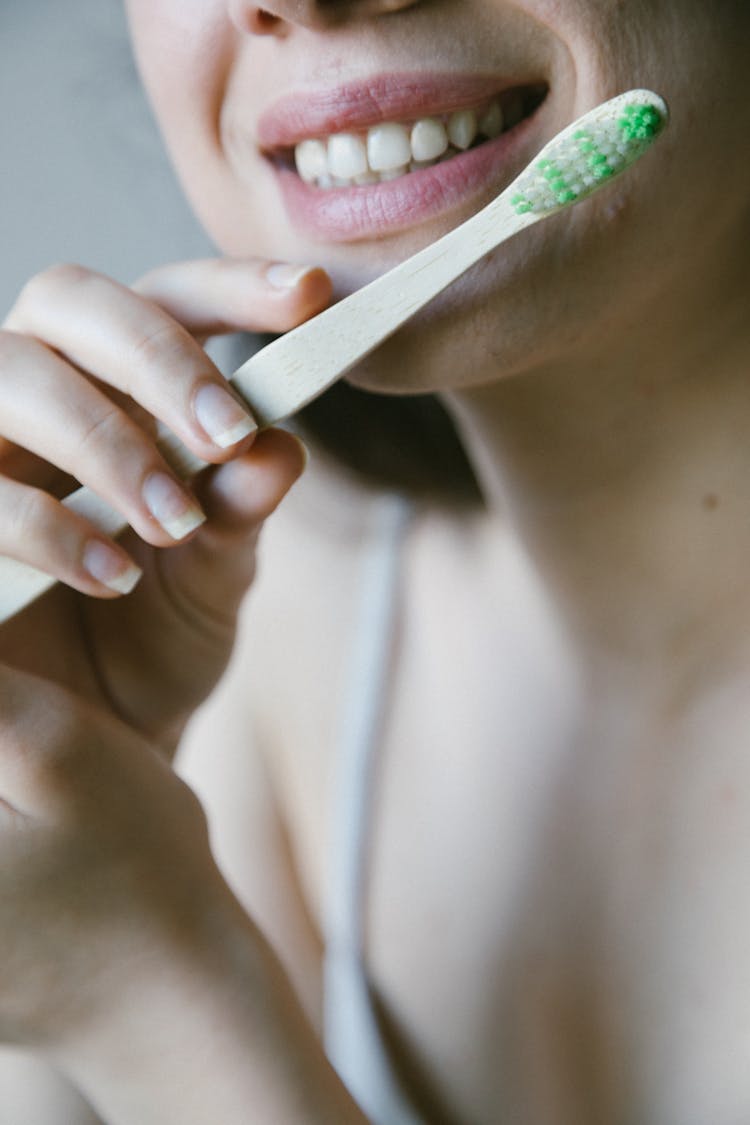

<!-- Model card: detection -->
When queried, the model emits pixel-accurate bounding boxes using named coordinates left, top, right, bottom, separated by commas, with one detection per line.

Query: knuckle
left=0, top=328, right=28, bottom=368
left=129, top=320, right=194, bottom=375
left=8, top=487, right=60, bottom=545
left=0, top=330, right=54, bottom=382
left=36, top=261, right=92, bottom=288
left=75, top=403, right=134, bottom=461
left=14, top=262, right=93, bottom=312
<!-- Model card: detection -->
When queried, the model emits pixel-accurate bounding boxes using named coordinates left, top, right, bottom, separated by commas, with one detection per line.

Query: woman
left=1, top=1, right=750, bottom=1122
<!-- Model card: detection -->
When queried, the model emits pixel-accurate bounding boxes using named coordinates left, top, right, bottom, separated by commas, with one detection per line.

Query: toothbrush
left=0, top=89, right=667, bottom=621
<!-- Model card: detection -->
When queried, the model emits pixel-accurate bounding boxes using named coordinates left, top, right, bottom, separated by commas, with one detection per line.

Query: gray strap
left=323, top=494, right=424, bottom=1125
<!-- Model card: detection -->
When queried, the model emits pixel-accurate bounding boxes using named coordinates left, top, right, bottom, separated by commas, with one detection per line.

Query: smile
left=291, top=87, right=546, bottom=190
left=257, top=74, right=549, bottom=241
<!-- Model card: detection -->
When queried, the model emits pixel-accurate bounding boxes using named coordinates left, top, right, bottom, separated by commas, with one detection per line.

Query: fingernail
left=265, top=262, right=313, bottom=290
left=83, top=541, right=143, bottom=594
left=194, top=383, right=256, bottom=448
left=143, top=472, right=206, bottom=540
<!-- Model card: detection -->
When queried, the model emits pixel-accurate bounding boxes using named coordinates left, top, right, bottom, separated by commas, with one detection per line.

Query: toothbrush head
left=510, top=90, right=668, bottom=216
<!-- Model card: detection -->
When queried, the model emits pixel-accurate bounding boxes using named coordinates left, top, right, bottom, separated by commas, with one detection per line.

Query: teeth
left=367, top=122, right=413, bottom=172
left=294, top=138, right=328, bottom=183
left=327, top=133, right=368, bottom=179
left=409, top=158, right=437, bottom=173
left=410, top=117, right=448, bottom=162
left=447, top=108, right=478, bottom=150
left=478, top=101, right=504, bottom=140
left=293, top=97, right=512, bottom=189
left=378, top=165, right=409, bottom=181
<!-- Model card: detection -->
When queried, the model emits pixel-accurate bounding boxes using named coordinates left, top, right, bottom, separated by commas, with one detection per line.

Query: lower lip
left=271, top=110, right=544, bottom=243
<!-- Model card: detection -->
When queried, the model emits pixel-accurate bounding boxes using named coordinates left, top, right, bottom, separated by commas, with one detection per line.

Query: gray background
left=0, top=0, right=214, bottom=315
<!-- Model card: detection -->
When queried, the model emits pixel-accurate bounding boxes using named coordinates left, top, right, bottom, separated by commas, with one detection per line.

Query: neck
left=447, top=280, right=750, bottom=684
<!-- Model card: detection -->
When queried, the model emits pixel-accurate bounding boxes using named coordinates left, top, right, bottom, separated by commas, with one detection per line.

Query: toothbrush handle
left=229, top=190, right=535, bottom=426
left=0, top=190, right=537, bottom=622
left=0, top=89, right=669, bottom=621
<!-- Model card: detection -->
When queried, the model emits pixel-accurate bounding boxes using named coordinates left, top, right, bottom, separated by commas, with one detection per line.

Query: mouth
left=257, top=74, right=549, bottom=242
left=273, top=84, right=547, bottom=189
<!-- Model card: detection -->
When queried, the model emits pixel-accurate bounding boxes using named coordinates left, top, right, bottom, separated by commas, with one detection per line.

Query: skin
left=3, top=0, right=750, bottom=1122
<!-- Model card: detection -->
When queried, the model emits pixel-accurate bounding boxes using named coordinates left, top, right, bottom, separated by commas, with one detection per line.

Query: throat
left=446, top=360, right=750, bottom=670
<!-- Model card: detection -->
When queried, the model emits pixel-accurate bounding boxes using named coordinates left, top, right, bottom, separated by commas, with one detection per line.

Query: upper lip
left=256, top=71, right=545, bottom=150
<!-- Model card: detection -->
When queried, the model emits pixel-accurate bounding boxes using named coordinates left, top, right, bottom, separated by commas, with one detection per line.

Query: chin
left=339, top=249, right=538, bottom=397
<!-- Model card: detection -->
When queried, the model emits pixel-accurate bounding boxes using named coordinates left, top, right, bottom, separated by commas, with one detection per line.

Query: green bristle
left=510, top=91, right=667, bottom=217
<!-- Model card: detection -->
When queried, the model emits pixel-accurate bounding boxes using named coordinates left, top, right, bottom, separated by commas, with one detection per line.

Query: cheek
left=346, top=173, right=663, bottom=397
left=125, top=1, right=233, bottom=146
left=125, top=2, right=253, bottom=244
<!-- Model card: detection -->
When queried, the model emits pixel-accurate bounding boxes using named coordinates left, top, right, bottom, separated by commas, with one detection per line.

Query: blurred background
left=0, top=0, right=214, bottom=314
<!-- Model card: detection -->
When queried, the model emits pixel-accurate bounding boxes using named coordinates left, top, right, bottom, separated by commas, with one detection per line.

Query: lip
left=257, top=74, right=549, bottom=242
left=257, top=71, right=537, bottom=148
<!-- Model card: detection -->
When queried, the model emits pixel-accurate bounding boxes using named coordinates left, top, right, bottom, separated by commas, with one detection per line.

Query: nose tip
left=230, top=0, right=422, bottom=35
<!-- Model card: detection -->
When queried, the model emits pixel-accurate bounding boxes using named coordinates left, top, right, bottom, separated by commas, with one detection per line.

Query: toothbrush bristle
left=510, top=91, right=668, bottom=216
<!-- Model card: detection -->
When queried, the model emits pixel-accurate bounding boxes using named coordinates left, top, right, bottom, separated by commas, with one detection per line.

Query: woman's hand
left=0, top=661, right=226, bottom=1049
left=0, top=663, right=366, bottom=1125
left=0, top=258, right=331, bottom=744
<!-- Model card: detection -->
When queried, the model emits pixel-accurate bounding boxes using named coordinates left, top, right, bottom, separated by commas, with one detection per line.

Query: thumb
left=82, top=429, right=307, bottom=737
left=133, top=257, right=332, bottom=340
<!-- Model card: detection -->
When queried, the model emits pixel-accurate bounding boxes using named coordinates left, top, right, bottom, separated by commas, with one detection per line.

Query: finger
left=150, top=429, right=307, bottom=623
left=0, top=434, right=70, bottom=493
left=133, top=257, right=332, bottom=339
left=5, top=264, right=258, bottom=463
left=0, top=474, right=142, bottom=598
left=0, top=331, right=206, bottom=547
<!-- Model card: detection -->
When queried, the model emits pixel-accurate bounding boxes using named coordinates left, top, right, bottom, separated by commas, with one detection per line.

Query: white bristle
left=510, top=90, right=668, bottom=216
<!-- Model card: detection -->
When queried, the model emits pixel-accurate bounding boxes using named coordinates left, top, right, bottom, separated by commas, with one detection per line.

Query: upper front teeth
left=294, top=99, right=505, bottom=187
left=368, top=122, right=414, bottom=172
left=328, top=133, right=369, bottom=178
left=410, top=118, right=449, bottom=162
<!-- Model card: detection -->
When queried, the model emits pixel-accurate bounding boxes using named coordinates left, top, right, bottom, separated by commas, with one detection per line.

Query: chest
left=269, top=532, right=591, bottom=1121
left=265, top=519, right=750, bottom=1124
